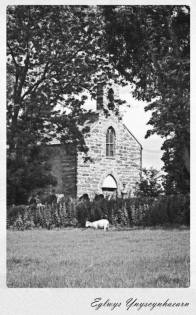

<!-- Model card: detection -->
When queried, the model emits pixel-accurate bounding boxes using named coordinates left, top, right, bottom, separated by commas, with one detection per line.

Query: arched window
left=106, top=127, right=115, bottom=157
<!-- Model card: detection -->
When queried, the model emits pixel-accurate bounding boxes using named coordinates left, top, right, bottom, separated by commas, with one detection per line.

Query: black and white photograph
left=1, top=1, right=195, bottom=314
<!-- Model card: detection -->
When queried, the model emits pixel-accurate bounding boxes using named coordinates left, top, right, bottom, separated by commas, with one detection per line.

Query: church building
left=48, top=81, right=142, bottom=199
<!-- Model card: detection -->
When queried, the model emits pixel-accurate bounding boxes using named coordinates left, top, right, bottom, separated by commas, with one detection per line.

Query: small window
left=106, top=127, right=116, bottom=157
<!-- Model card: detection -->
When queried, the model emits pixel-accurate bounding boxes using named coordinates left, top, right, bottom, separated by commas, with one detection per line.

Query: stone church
left=48, top=81, right=142, bottom=199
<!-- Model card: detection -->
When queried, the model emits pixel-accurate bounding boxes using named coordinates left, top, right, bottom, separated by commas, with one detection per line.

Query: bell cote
left=97, top=80, right=119, bottom=111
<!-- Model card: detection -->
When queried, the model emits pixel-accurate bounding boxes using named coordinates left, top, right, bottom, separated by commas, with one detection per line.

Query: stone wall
left=47, top=144, right=77, bottom=198
left=97, top=80, right=119, bottom=110
left=77, top=110, right=142, bottom=199
left=47, top=80, right=141, bottom=200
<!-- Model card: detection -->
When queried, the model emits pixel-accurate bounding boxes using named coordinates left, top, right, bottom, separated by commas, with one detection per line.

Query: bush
left=7, top=194, right=190, bottom=230
left=75, top=195, right=189, bottom=227
left=7, top=198, right=78, bottom=230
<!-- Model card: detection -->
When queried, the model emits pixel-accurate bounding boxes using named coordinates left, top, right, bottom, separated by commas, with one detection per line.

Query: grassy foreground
left=7, top=227, right=190, bottom=288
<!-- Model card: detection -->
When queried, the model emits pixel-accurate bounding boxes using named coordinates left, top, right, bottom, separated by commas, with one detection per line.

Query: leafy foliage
left=161, top=139, right=190, bottom=194
left=7, top=5, right=190, bottom=202
left=102, top=5, right=190, bottom=188
left=7, top=195, right=190, bottom=230
left=134, top=167, right=163, bottom=197
left=6, top=5, right=118, bottom=204
left=7, top=146, right=58, bottom=205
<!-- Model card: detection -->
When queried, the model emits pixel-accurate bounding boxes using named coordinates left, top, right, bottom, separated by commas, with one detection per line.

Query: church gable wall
left=77, top=111, right=142, bottom=199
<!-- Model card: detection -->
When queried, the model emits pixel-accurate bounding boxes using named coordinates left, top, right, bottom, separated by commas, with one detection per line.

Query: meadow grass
left=7, top=227, right=190, bottom=288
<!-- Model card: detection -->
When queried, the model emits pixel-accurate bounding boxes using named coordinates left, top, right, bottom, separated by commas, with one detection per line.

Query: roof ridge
left=123, top=123, right=142, bottom=149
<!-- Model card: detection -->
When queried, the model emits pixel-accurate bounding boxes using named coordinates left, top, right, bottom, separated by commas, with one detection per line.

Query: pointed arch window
left=106, top=127, right=116, bottom=157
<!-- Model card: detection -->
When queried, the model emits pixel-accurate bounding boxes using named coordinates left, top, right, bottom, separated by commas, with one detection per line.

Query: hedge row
left=76, top=194, right=190, bottom=227
left=7, top=198, right=77, bottom=230
left=7, top=194, right=190, bottom=230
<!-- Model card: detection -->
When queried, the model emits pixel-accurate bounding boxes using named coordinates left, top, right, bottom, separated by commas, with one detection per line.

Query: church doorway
left=102, top=175, right=117, bottom=199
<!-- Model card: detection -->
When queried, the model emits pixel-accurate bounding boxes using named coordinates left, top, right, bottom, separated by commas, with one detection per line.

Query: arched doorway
left=102, top=175, right=117, bottom=199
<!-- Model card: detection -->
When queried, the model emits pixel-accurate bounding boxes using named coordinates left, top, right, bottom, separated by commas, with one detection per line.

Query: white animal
left=85, top=219, right=110, bottom=231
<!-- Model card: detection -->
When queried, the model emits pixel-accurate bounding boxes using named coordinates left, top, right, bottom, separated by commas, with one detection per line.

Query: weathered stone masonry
left=48, top=80, right=142, bottom=199
left=77, top=110, right=142, bottom=198
left=48, top=144, right=77, bottom=198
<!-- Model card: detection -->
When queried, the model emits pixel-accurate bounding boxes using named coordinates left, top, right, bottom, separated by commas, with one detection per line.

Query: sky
left=84, top=84, right=164, bottom=171
left=119, top=85, right=164, bottom=171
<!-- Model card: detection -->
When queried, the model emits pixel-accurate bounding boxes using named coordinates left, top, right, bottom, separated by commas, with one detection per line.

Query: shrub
left=76, top=201, right=92, bottom=227
left=7, top=194, right=190, bottom=229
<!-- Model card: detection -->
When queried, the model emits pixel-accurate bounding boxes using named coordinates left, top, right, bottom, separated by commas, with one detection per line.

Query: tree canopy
left=7, top=5, right=190, bottom=203
left=7, top=6, right=108, bottom=148
left=102, top=5, right=190, bottom=193
left=7, top=5, right=113, bottom=204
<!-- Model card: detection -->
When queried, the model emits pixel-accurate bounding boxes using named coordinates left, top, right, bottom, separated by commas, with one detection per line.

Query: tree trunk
left=182, top=145, right=190, bottom=174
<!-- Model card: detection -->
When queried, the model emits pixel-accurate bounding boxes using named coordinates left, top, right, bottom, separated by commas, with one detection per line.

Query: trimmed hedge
left=7, top=194, right=190, bottom=230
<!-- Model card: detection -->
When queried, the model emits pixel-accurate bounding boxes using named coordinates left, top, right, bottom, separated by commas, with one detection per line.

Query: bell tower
left=96, top=79, right=119, bottom=111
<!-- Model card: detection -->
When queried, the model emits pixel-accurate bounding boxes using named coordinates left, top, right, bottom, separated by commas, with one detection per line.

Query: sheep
left=85, top=219, right=110, bottom=231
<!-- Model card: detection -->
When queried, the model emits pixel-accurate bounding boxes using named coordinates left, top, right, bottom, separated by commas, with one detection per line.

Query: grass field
left=7, top=227, right=190, bottom=288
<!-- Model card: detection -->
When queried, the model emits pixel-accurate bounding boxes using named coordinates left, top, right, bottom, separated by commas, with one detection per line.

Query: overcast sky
left=119, top=85, right=164, bottom=171
left=84, top=84, right=164, bottom=171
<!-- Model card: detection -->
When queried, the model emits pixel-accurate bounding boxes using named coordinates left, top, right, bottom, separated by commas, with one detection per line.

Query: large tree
left=161, top=138, right=190, bottom=194
left=7, top=5, right=113, bottom=204
left=102, top=5, right=190, bottom=192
